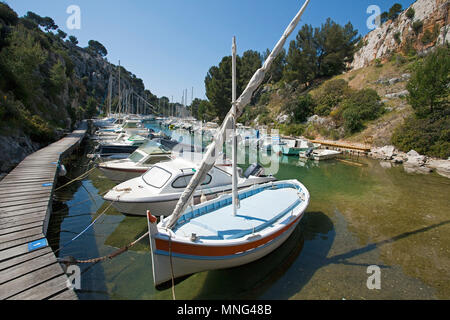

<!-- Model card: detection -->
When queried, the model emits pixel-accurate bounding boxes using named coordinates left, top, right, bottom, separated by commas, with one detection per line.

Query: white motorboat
left=103, top=158, right=276, bottom=216
left=299, top=149, right=342, bottom=161
left=98, top=141, right=173, bottom=182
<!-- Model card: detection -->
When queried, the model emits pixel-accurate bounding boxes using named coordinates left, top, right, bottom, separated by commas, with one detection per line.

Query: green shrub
left=259, top=92, right=271, bottom=105
left=0, top=2, right=18, bottom=26
left=406, top=46, right=450, bottom=118
left=402, top=37, right=417, bottom=57
left=406, top=8, right=415, bottom=19
left=412, top=20, right=423, bottom=34
left=0, top=93, right=21, bottom=119
left=391, top=53, right=407, bottom=66
left=340, top=89, right=384, bottom=134
left=421, top=24, right=440, bottom=45
left=283, top=94, right=315, bottom=123
left=342, top=108, right=363, bottom=134
left=278, top=123, right=306, bottom=136
left=313, top=79, right=351, bottom=116
left=392, top=115, right=450, bottom=158
left=394, top=32, right=402, bottom=44
left=393, top=46, right=450, bottom=158
left=49, top=60, right=67, bottom=94
left=25, top=114, right=55, bottom=142
left=374, top=58, right=383, bottom=68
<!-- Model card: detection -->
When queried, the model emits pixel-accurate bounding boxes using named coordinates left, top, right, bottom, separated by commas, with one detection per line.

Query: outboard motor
left=305, top=147, right=314, bottom=158
left=244, top=163, right=264, bottom=178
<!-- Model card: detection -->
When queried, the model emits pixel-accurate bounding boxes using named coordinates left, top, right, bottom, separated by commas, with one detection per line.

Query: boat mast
left=107, top=68, right=112, bottom=117
left=166, top=0, right=311, bottom=229
left=118, top=60, right=122, bottom=117
left=232, top=36, right=239, bottom=216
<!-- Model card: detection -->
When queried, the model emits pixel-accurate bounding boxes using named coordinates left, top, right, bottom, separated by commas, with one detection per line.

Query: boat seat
left=174, top=186, right=302, bottom=241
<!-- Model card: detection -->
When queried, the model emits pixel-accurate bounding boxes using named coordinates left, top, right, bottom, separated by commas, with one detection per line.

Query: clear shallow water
left=48, top=123, right=450, bottom=300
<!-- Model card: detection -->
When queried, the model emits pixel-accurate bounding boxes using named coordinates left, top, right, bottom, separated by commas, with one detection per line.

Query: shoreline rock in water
left=370, top=145, right=450, bottom=178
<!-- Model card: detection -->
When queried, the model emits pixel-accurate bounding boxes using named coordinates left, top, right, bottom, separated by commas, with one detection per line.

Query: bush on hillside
left=392, top=46, right=450, bottom=158
left=313, top=79, right=351, bottom=116
left=406, top=8, right=415, bottom=19
left=340, top=89, right=384, bottom=134
left=283, top=93, right=315, bottom=123
left=406, top=46, right=449, bottom=118
left=392, top=115, right=450, bottom=158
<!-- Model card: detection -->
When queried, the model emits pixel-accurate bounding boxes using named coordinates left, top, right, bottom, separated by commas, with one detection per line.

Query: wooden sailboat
left=146, top=0, right=311, bottom=287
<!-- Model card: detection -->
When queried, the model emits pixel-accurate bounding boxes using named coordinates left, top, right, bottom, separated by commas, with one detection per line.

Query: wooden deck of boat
left=0, top=121, right=88, bottom=300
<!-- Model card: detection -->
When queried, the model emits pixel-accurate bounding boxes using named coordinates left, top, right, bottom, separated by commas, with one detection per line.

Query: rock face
left=426, top=159, right=450, bottom=178
left=0, top=135, right=41, bottom=173
left=352, top=0, right=450, bottom=70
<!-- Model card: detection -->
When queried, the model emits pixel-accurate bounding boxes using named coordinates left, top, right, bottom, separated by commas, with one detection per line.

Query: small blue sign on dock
left=28, top=238, right=48, bottom=252
left=42, top=183, right=53, bottom=187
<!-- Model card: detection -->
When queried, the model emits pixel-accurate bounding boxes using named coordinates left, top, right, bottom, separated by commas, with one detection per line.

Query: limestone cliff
left=352, top=0, right=449, bottom=70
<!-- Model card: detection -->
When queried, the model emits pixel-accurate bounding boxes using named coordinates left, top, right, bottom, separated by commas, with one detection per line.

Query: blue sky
left=7, top=0, right=415, bottom=103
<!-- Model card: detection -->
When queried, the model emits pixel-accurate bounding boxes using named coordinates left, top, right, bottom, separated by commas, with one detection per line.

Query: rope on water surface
left=54, top=190, right=130, bottom=255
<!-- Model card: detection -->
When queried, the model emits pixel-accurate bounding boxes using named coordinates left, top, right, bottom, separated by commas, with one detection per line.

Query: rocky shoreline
left=370, top=145, right=450, bottom=178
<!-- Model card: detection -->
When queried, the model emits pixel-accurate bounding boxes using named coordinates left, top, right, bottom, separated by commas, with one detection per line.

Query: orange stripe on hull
left=155, top=214, right=302, bottom=257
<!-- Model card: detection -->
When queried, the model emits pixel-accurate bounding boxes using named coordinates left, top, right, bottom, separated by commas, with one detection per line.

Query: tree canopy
left=205, top=50, right=262, bottom=123
left=284, top=19, right=359, bottom=86
left=0, top=2, right=18, bottom=25
left=406, top=46, right=450, bottom=117
left=87, top=40, right=108, bottom=57
left=68, top=35, right=78, bottom=45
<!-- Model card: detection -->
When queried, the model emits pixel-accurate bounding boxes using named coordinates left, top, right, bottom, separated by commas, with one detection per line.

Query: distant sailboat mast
left=107, top=69, right=113, bottom=117
left=117, top=60, right=122, bottom=116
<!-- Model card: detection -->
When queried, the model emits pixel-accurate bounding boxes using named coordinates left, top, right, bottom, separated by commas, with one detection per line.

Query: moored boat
left=103, top=158, right=276, bottom=216
left=146, top=179, right=310, bottom=286
left=299, top=149, right=342, bottom=161
left=98, top=141, right=173, bottom=182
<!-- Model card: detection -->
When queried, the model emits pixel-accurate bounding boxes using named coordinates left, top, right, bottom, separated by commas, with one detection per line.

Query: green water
left=48, top=128, right=450, bottom=300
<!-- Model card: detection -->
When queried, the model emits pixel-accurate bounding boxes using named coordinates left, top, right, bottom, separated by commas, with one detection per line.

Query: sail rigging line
left=166, top=0, right=311, bottom=229
left=232, top=36, right=239, bottom=216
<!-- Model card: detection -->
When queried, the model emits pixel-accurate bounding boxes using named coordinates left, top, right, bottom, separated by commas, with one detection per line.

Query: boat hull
left=150, top=214, right=302, bottom=286
left=99, top=166, right=146, bottom=183
left=147, top=179, right=310, bottom=287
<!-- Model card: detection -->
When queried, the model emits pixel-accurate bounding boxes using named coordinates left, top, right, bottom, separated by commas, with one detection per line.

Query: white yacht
left=98, top=141, right=173, bottom=182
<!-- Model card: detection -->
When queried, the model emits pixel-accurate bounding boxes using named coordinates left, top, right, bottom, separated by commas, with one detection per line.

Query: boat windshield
left=128, top=151, right=146, bottom=163
left=138, top=141, right=171, bottom=154
left=142, top=166, right=172, bottom=188
left=123, top=122, right=139, bottom=129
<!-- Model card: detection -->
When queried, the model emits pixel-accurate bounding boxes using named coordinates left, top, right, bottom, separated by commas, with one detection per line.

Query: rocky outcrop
left=0, top=135, right=42, bottom=174
left=371, top=146, right=450, bottom=178
left=352, top=0, right=449, bottom=70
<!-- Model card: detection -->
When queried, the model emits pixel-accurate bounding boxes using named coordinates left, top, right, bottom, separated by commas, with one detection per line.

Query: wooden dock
left=0, top=121, right=88, bottom=300
left=310, top=140, right=371, bottom=153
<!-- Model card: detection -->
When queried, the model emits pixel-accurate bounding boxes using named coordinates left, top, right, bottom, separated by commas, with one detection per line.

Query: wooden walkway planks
left=0, top=121, right=87, bottom=300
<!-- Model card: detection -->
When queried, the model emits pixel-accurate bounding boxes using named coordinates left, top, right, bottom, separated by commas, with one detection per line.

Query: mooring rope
left=55, top=166, right=98, bottom=191
left=54, top=190, right=129, bottom=255
left=58, top=230, right=149, bottom=264
left=169, top=235, right=176, bottom=300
